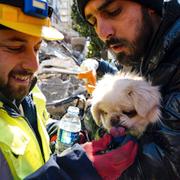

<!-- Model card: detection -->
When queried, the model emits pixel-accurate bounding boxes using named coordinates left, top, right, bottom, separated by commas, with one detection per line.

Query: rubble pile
left=37, top=40, right=86, bottom=119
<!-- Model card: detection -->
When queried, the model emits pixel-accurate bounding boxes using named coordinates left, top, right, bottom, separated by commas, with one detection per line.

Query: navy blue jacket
left=25, top=144, right=101, bottom=180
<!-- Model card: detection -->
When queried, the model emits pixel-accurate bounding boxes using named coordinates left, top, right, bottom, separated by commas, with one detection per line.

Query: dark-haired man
left=76, top=0, right=180, bottom=179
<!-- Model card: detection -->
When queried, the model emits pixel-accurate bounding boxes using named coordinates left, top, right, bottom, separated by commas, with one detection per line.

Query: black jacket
left=120, top=0, right=180, bottom=179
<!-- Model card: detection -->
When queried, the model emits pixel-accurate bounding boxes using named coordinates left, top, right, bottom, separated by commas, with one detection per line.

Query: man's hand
left=82, top=129, right=138, bottom=180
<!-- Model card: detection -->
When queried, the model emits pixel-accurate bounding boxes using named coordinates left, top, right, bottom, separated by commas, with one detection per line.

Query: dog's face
left=91, top=73, right=161, bottom=137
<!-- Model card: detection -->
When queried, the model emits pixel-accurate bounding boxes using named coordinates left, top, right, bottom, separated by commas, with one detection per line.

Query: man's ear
left=91, top=102, right=102, bottom=126
left=127, top=84, right=160, bottom=118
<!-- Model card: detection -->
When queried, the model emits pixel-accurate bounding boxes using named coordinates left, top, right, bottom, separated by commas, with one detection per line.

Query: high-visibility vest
left=0, top=85, right=51, bottom=180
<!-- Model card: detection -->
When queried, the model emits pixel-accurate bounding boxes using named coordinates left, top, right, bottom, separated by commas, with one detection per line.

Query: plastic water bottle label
left=58, top=128, right=79, bottom=145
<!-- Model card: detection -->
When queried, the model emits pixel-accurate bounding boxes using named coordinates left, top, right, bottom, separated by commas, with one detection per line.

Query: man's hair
left=76, top=0, right=163, bottom=21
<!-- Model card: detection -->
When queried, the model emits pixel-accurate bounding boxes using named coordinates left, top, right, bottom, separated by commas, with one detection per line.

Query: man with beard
left=75, top=0, right=180, bottom=179
left=79, top=2, right=156, bottom=82
left=0, top=0, right=66, bottom=179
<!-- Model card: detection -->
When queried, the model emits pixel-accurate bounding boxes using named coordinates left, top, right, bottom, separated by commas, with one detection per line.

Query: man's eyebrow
left=6, top=37, right=28, bottom=43
left=1, top=38, right=42, bottom=46
left=86, top=0, right=114, bottom=21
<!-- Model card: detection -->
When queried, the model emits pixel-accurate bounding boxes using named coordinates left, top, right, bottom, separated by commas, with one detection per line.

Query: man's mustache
left=106, top=37, right=129, bottom=49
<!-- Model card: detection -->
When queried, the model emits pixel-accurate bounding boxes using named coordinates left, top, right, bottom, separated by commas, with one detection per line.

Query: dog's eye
left=102, top=111, right=108, bottom=115
left=122, top=110, right=137, bottom=118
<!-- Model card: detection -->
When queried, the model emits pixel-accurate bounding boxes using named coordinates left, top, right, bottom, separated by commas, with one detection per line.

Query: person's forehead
left=84, top=0, right=129, bottom=15
left=84, top=0, right=109, bottom=17
left=85, top=0, right=110, bottom=10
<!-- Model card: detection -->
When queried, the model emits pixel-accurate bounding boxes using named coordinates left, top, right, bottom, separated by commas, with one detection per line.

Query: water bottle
left=55, top=106, right=81, bottom=154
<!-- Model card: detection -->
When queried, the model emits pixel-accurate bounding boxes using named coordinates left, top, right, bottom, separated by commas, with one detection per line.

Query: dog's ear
left=127, top=83, right=160, bottom=118
left=90, top=102, right=102, bottom=126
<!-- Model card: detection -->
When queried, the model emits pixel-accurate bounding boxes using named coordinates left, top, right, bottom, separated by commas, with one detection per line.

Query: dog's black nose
left=110, top=118, right=120, bottom=127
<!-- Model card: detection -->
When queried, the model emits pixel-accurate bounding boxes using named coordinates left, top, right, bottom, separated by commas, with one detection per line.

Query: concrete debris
left=37, top=40, right=86, bottom=119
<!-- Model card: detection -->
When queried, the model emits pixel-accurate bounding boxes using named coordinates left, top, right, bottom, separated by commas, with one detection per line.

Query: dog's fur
left=91, top=72, right=161, bottom=137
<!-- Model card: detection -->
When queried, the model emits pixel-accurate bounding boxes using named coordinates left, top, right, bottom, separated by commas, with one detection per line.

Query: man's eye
left=107, top=8, right=122, bottom=16
left=7, top=46, right=23, bottom=52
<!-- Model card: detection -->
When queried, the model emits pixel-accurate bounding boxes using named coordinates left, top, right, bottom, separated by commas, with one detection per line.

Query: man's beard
left=0, top=70, right=33, bottom=101
left=106, top=7, right=154, bottom=67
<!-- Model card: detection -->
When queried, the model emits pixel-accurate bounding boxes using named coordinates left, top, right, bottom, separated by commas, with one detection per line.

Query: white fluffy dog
left=91, top=72, right=161, bottom=137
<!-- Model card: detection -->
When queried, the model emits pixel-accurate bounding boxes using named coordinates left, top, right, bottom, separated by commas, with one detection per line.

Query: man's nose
left=96, top=18, right=114, bottom=42
left=22, top=50, right=39, bottom=73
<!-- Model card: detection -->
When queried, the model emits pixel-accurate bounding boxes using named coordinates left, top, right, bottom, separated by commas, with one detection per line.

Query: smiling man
left=0, top=31, right=42, bottom=101
left=0, top=1, right=64, bottom=179
left=76, top=0, right=180, bottom=179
